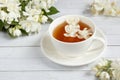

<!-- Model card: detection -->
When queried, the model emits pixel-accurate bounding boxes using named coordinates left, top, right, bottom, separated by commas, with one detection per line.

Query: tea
left=53, top=21, right=93, bottom=42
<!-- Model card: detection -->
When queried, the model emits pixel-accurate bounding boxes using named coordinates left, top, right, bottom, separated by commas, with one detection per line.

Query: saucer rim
left=40, top=28, right=107, bottom=66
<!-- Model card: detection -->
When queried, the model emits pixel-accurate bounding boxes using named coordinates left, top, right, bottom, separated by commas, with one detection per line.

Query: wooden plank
left=0, top=46, right=119, bottom=71
left=0, top=70, right=96, bottom=80
left=107, top=35, right=120, bottom=46
left=0, top=57, right=92, bottom=71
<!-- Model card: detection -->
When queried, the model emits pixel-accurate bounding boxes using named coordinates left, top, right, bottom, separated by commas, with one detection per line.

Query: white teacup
left=49, top=15, right=105, bottom=57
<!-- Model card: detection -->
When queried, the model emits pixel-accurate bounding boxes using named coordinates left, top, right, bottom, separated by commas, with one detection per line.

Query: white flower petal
left=66, top=17, right=80, bottom=25
left=20, top=20, right=41, bottom=34
left=41, top=15, right=48, bottom=23
left=13, top=29, right=22, bottom=37
left=100, top=71, right=110, bottom=80
left=90, top=0, right=120, bottom=16
left=0, top=11, right=7, bottom=22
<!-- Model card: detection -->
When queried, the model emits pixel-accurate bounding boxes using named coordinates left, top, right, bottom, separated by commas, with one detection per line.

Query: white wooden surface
left=0, top=0, right=120, bottom=80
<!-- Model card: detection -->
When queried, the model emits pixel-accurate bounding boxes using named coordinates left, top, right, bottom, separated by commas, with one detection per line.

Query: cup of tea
left=49, top=15, right=105, bottom=57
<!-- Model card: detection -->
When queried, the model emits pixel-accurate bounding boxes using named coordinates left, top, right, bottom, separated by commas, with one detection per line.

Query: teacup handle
left=88, top=37, right=106, bottom=52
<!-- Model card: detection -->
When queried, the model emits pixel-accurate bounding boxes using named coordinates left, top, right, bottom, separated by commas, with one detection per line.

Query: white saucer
left=40, top=28, right=107, bottom=66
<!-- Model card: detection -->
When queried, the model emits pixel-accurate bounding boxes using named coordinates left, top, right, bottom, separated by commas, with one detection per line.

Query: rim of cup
left=49, top=15, right=96, bottom=44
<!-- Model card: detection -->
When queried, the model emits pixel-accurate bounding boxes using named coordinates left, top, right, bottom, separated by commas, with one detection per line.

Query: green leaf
left=2, top=27, right=7, bottom=32
left=42, top=9, right=47, bottom=16
left=0, top=20, right=4, bottom=31
left=7, top=30, right=16, bottom=38
left=1, top=7, right=9, bottom=13
left=20, top=29, right=28, bottom=36
left=42, top=9, right=53, bottom=23
left=8, top=32, right=16, bottom=38
left=46, top=6, right=59, bottom=15
left=48, top=17, right=53, bottom=23
left=19, top=0, right=31, bottom=11
left=11, top=20, right=19, bottom=26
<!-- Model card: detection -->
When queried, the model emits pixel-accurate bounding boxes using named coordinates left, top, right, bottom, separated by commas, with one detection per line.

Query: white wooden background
left=0, top=0, right=120, bottom=80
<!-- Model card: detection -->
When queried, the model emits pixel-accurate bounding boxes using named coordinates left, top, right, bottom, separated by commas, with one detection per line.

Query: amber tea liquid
left=53, top=21, right=92, bottom=42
